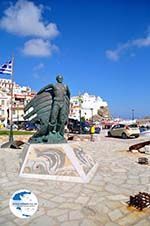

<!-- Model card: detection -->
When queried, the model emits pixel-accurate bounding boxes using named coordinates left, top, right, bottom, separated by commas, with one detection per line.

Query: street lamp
left=79, top=109, right=81, bottom=134
left=78, top=94, right=82, bottom=134
left=90, top=108, right=93, bottom=125
left=17, top=103, right=19, bottom=123
left=132, top=109, right=135, bottom=120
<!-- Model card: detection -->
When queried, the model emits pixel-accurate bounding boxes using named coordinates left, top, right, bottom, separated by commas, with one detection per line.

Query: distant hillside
left=91, top=106, right=112, bottom=121
left=98, top=106, right=111, bottom=119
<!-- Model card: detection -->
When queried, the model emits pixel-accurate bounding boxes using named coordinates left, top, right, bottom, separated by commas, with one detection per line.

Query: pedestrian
left=90, top=125, right=95, bottom=141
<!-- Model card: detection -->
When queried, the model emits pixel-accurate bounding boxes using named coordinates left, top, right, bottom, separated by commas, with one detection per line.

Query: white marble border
left=19, top=143, right=98, bottom=183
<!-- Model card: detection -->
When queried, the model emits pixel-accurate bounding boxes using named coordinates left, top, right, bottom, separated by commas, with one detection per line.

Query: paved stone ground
left=0, top=131, right=150, bottom=226
left=0, top=134, right=31, bottom=144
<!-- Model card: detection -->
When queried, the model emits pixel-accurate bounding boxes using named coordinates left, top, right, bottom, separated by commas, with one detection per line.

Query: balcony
left=13, top=103, right=24, bottom=110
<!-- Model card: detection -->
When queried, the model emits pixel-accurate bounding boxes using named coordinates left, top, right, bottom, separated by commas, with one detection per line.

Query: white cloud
left=33, top=73, right=40, bottom=79
left=33, top=63, right=45, bottom=79
left=106, top=42, right=131, bottom=61
left=0, top=0, right=59, bottom=39
left=106, top=30, right=150, bottom=61
left=105, top=50, right=120, bottom=61
left=22, top=38, right=58, bottom=57
left=132, top=37, right=150, bottom=47
left=33, top=63, right=44, bottom=71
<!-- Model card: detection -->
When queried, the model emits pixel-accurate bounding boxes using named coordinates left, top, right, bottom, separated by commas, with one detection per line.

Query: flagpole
left=9, top=56, right=14, bottom=142
left=0, top=56, right=21, bottom=148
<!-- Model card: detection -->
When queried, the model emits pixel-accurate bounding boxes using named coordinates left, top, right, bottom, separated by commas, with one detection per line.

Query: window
left=112, top=125, right=117, bottom=129
left=119, top=124, right=125, bottom=128
left=129, top=124, right=138, bottom=128
left=112, top=124, right=124, bottom=129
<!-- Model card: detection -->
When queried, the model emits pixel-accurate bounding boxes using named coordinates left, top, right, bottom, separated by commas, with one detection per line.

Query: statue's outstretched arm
left=37, top=84, right=53, bottom=95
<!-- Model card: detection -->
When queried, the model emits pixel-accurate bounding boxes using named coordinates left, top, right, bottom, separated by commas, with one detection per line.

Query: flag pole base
left=1, top=140, right=24, bottom=149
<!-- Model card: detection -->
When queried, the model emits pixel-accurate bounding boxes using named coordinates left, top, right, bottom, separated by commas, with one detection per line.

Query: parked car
left=6, top=124, right=18, bottom=130
left=108, top=123, right=140, bottom=139
left=139, top=126, right=150, bottom=133
left=67, top=119, right=81, bottom=133
left=140, top=126, right=150, bottom=137
left=67, top=119, right=101, bottom=134
left=140, top=130, right=150, bottom=137
left=95, top=126, right=101, bottom=134
left=81, top=121, right=91, bottom=134
left=18, top=121, right=38, bottom=131
left=25, top=122, right=38, bottom=131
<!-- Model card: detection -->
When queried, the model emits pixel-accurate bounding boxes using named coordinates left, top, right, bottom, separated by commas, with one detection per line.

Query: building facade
left=0, top=80, right=110, bottom=126
left=69, top=92, right=109, bottom=121
left=0, top=78, right=35, bottom=126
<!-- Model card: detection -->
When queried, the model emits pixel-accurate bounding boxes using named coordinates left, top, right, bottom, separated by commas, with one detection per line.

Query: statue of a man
left=37, top=75, right=70, bottom=135
left=24, top=75, right=70, bottom=143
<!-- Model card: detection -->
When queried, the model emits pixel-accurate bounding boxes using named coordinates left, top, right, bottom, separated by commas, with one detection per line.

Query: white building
left=0, top=78, right=35, bottom=126
left=0, top=91, right=9, bottom=126
left=69, top=92, right=108, bottom=120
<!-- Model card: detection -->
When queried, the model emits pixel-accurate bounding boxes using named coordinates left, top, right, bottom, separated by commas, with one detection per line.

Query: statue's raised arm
left=24, top=75, right=70, bottom=144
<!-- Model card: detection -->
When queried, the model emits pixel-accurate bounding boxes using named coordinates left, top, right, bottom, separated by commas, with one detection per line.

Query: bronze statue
left=24, top=75, right=70, bottom=143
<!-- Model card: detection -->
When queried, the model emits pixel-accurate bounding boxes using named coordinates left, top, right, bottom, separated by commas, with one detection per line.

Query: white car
left=108, top=123, right=140, bottom=139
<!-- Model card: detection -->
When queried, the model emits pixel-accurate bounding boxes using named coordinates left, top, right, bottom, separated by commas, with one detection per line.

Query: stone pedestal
left=19, top=143, right=98, bottom=183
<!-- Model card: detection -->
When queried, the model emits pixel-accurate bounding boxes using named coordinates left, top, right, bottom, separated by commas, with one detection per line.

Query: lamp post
left=132, top=109, right=135, bottom=121
left=78, top=94, right=82, bottom=134
left=79, top=109, right=81, bottom=134
left=17, top=103, right=19, bottom=123
left=90, top=108, right=93, bottom=125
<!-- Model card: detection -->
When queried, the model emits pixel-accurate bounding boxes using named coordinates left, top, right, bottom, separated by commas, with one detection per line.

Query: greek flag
left=0, top=60, right=13, bottom=75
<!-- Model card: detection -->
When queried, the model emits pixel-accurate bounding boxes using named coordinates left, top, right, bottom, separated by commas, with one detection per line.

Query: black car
left=67, top=119, right=81, bottom=133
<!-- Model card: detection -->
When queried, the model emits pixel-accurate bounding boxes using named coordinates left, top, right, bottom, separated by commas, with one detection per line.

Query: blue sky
left=0, top=0, right=150, bottom=119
